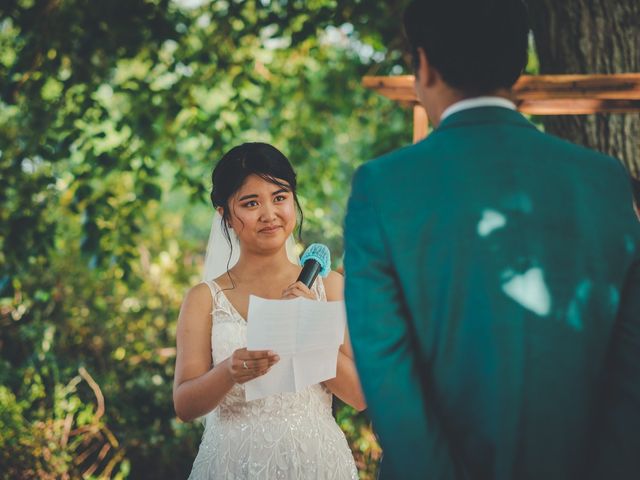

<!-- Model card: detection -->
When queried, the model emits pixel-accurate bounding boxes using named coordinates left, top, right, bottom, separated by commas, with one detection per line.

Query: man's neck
left=440, top=95, right=516, bottom=123
left=425, top=88, right=512, bottom=127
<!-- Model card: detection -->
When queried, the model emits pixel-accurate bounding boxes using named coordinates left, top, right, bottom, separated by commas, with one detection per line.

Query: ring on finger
left=243, top=360, right=249, bottom=370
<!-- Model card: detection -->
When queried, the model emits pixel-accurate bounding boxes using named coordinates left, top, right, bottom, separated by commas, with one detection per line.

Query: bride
left=173, top=142, right=365, bottom=479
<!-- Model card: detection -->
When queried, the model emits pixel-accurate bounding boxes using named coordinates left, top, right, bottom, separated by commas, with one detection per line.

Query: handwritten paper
left=244, top=295, right=345, bottom=402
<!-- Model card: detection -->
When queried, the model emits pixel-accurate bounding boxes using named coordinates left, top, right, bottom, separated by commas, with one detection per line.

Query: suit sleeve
left=593, top=254, right=640, bottom=479
left=344, top=165, right=456, bottom=479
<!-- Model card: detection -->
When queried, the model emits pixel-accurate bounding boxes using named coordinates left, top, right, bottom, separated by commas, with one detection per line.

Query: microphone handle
left=297, top=260, right=322, bottom=288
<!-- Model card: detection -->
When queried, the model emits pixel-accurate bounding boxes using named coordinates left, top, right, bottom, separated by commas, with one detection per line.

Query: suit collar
left=436, top=106, right=536, bottom=131
left=441, top=97, right=516, bottom=121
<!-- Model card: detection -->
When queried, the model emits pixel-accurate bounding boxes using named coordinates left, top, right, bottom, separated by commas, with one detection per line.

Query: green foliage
left=335, top=401, right=382, bottom=477
left=0, top=370, right=130, bottom=479
left=1, top=0, right=412, bottom=478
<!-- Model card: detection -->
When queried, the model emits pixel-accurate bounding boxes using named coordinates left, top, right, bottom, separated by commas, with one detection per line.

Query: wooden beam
left=362, top=73, right=640, bottom=115
left=362, top=75, right=417, bottom=102
left=514, top=74, right=640, bottom=100
left=413, top=105, right=429, bottom=142
left=517, top=98, right=640, bottom=115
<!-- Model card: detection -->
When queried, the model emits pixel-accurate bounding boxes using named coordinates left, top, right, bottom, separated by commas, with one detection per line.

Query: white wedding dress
left=188, top=277, right=359, bottom=480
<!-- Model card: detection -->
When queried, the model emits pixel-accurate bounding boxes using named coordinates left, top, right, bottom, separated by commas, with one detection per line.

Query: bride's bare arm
left=173, top=284, right=234, bottom=421
left=321, top=272, right=367, bottom=411
left=173, top=284, right=279, bottom=421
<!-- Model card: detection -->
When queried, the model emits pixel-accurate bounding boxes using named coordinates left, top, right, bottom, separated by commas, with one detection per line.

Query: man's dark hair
left=403, top=0, right=529, bottom=95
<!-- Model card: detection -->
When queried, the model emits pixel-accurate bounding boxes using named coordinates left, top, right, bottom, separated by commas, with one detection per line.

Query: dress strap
left=201, top=279, right=219, bottom=298
left=313, top=276, right=327, bottom=302
left=201, top=279, right=222, bottom=314
left=202, top=279, right=240, bottom=321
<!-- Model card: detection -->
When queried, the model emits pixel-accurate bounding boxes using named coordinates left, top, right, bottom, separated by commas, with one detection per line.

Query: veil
left=202, top=211, right=300, bottom=281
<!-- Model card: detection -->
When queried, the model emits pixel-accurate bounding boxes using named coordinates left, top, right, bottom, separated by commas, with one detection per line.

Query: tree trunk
left=528, top=0, right=640, bottom=177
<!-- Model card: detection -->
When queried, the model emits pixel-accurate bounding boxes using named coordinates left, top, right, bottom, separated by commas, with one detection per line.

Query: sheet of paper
left=293, top=347, right=340, bottom=392
left=244, top=295, right=345, bottom=402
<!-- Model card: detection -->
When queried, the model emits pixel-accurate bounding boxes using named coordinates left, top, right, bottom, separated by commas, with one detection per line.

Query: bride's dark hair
left=211, top=142, right=304, bottom=252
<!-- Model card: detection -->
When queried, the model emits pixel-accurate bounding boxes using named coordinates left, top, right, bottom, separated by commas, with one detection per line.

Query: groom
left=344, top=0, right=640, bottom=478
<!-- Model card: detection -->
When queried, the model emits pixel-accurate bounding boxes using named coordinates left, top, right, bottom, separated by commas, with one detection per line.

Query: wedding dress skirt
left=188, top=278, right=358, bottom=480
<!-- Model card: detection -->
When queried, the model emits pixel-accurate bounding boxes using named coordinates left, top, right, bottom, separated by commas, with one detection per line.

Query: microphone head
left=300, top=243, right=331, bottom=277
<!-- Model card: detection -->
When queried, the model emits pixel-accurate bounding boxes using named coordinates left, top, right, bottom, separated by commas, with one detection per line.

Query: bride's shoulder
left=177, top=282, right=214, bottom=324
left=322, top=270, right=344, bottom=301
left=183, top=282, right=214, bottom=304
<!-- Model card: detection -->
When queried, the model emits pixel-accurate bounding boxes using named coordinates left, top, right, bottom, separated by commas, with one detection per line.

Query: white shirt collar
left=440, top=96, right=517, bottom=122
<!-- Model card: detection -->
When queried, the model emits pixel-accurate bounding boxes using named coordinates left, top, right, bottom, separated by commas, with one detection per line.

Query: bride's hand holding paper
left=225, top=348, right=280, bottom=385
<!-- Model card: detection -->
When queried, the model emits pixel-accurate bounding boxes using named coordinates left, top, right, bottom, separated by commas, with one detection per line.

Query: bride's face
left=222, top=174, right=297, bottom=253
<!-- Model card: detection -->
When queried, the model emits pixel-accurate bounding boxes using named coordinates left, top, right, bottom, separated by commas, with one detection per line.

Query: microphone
left=297, top=243, right=331, bottom=288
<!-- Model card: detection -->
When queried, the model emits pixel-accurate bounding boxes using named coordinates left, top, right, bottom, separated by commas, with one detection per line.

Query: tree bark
left=528, top=0, right=640, bottom=177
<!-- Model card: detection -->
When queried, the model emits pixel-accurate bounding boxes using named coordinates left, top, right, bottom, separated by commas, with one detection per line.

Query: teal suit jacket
left=344, top=107, right=640, bottom=479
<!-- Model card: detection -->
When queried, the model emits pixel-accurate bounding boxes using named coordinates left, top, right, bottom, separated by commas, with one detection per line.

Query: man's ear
left=416, top=47, right=438, bottom=88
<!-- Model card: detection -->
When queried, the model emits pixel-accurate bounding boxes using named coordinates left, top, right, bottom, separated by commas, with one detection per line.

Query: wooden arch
left=362, top=74, right=640, bottom=143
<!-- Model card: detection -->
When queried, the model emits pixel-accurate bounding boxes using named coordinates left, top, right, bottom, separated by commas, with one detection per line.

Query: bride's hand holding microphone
left=281, top=281, right=316, bottom=300
left=281, top=243, right=329, bottom=300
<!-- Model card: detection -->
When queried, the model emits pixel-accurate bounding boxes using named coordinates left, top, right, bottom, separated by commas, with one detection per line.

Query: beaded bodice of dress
left=188, top=277, right=358, bottom=480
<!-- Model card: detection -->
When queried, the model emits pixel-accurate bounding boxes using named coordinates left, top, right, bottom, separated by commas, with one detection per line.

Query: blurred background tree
left=528, top=0, right=640, bottom=176
left=0, top=0, right=410, bottom=477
